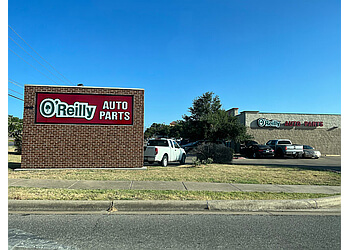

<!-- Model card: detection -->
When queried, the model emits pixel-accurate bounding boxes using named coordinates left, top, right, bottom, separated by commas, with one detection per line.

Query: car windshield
left=147, top=140, right=169, bottom=147
left=248, top=141, right=258, bottom=146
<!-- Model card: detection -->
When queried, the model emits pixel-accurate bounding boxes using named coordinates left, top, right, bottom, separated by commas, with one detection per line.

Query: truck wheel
left=276, top=149, right=284, bottom=158
left=161, top=154, right=168, bottom=167
left=180, top=154, right=186, bottom=165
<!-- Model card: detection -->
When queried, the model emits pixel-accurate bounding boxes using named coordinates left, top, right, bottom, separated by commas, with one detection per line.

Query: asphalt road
left=9, top=213, right=341, bottom=249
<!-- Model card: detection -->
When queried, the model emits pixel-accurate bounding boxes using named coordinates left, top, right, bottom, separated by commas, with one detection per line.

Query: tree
left=144, top=122, right=183, bottom=139
left=206, top=109, right=250, bottom=142
left=185, top=92, right=222, bottom=120
left=144, top=92, right=252, bottom=144
left=182, top=92, right=251, bottom=142
left=182, top=92, right=220, bottom=141
left=8, top=115, right=23, bottom=154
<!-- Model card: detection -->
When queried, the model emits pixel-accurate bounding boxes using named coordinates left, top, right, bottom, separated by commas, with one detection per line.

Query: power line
left=8, top=94, right=24, bottom=101
left=8, top=79, right=24, bottom=89
left=9, top=47, right=61, bottom=85
left=8, top=25, right=75, bottom=86
left=9, top=88, right=23, bottom=96
left=9, top=35, right=67, bottom=85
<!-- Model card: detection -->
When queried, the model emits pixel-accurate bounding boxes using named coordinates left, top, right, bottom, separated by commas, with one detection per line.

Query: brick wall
left=22, top=85, right=144, bottom=168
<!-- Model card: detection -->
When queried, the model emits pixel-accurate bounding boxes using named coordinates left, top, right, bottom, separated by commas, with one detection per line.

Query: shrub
left=191, top=157, right=214, bottom=167
left=194, top=143, right=234, bottom=164
left=192, top=158, right=202, bottom=167
left=8, top=115, right=23, bottom=154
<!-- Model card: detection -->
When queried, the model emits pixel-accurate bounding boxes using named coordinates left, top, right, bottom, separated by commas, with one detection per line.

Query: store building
left=22, top=85, right=144, bottom=169
left=227, top=108, right=341, bottom=155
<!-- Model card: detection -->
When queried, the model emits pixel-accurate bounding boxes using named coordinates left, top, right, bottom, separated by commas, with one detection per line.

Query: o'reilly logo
left=257, top=118, right=281, bottom=128
left=39, top=98, right=97, bottom=120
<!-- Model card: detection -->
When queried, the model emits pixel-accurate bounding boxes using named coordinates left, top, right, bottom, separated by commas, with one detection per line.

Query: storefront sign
left=284, top=121, right=323, bottom=127
left=257, top=118, right=324, bottom=129
left=35, top=92, right=133, bottom=125
left=257, top=118, right=281, bottom=128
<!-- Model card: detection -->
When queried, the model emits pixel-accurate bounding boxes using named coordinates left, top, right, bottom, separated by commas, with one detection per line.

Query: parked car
left=246, top=144, right=275, bottom=158
left=302, top=145, right=321, bottom=159
left=144, top=139, right=186, bottom=167
left=266, top=139, right=303, bottom=158
left=181, top=141, right=205, bottom=153
left=240, top=140, right=258, bottom=155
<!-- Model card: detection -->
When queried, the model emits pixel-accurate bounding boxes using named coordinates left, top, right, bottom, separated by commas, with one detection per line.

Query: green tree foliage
left=186, top=92, right=222, bottom=120
left=144, top=92, right=252, bottom=143
left=8, top=115, right=23, bottom=154
left=182, top=92, right=222, bottom=141
left=206, top=109, right=250, bottom=142
left=144, top=122, right=183, bottom=139
left=182, top=92, right=251, bottom=142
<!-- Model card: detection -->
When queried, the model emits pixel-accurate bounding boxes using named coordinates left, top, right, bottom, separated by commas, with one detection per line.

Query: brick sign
left=35, top=92, right=133, bottom=125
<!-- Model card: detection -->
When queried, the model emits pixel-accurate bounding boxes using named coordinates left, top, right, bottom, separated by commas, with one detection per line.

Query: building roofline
left=24, top=84, right=144, bottom=91
left=239, top=111, right=341, bottom=116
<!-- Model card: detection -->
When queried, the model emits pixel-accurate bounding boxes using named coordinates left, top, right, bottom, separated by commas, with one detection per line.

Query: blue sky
left=7, top=0, right=341, bottom=129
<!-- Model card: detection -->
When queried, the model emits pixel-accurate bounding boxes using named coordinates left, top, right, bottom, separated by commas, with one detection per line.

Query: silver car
left=302, top=145, right=321, bottom=159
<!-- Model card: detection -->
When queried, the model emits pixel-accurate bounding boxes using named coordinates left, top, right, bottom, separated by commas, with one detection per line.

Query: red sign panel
left=35, top=92, right=133, bottom=125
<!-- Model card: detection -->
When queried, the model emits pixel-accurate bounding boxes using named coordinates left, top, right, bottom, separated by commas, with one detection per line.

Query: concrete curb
left=8, top=200, right=112, bottom=212
left=8, top=196, right=340, bottom=212
left=208, top=196, right=341, bottom=211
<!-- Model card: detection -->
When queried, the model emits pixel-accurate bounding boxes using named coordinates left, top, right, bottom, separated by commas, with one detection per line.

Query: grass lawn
left=8, top=187, right=334, bottom=201
left=8, top=147, right=340, bottom=186
left=8, top=146, right=21, bottom=169
left=8, top=147, right=340, bottom=200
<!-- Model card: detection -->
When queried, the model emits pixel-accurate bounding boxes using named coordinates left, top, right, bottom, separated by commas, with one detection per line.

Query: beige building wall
left=229, top=109, right=341, bottom=155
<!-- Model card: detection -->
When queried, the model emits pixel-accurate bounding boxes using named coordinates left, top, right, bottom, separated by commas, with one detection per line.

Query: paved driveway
left=145, top=154, right=340, bottom=172
left=182, top=155, right=341, bottom=172
left=231, top=156, right=341, bottom=172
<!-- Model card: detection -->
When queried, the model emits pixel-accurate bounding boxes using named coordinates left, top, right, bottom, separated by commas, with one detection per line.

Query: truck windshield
left=148, top=140, right=169, bottom=147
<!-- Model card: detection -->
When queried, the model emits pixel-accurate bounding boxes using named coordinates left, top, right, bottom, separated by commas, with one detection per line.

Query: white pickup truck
left=144, top=139, right=186, bottom=167
left=266, top=139, right=304, bottom=158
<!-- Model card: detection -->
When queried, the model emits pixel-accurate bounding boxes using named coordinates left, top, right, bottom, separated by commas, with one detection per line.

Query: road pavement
left=8, top=213, right=341, bottom=249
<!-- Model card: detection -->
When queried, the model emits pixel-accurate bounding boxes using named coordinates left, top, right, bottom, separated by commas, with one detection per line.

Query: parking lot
left=184, top=155, right=341, bottom=172
left=232, top=156, right=341, bottom=172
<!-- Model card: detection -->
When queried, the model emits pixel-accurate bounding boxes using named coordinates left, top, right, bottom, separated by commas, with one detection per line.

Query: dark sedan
left=181, top=141, right=202, bottom=153
left=240, top=140, right=258, bottom=155
left=246, top=144, right=275, bottom=158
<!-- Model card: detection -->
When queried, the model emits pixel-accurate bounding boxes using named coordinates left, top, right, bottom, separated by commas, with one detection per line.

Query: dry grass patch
left=8, top=164, right=340, bottom=186
left=8, top=148, right=340, bottom=186
left=8, top=146, right=21, bottom=170
left=8, top=187, right=333, bottom=201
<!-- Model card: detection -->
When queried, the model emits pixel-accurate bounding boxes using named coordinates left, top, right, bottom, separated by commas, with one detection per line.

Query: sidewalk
left=8, top=178, right=341, bottom=213
left=8, top=178, right=341, bottom=194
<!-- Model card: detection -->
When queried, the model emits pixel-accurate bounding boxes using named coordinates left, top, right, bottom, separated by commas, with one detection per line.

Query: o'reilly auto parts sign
left=35, top=92, right=133, bottom=125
